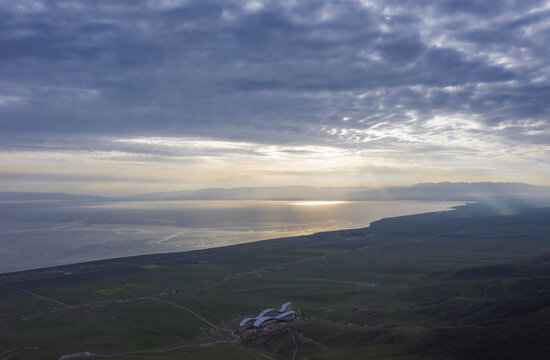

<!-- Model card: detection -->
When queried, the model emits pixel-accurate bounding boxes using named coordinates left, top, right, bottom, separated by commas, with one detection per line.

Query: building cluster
left=239, top=302, right=295, bottom=331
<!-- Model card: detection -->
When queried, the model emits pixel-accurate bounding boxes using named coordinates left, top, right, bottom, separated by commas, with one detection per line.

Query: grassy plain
left=1, top=203, right=549, bottom=359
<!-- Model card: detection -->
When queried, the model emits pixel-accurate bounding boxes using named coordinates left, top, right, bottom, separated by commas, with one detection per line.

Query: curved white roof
left=239, top=317, right=256, bottom=327
left=258, top=308, right=276, bottom=317
left=253, top=316, right=276, bottom=327
left=241, top=304, right=294, bottom=328
left=279, top=302, right=291, bottom=312
left=276, top=310, right=294, bottom=319
left=253, top=311, right=295, bottom=327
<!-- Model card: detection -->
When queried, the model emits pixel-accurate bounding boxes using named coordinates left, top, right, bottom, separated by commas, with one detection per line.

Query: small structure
left=59, top=352, right=94, bottom=360
left=362, top=282, right=378, bottom=287
left=239, top=302, right=296, bottom=332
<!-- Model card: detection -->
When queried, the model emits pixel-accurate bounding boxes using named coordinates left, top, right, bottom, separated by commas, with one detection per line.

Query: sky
left=1, top=0, right=549, bottom=195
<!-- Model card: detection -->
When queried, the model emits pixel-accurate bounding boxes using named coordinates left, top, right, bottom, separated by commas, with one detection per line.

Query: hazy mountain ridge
left=0, top=192, right=108, bottom=201
left=1, top=182, right=549, bottom=201
left=355, top=182, right=550, bottom=201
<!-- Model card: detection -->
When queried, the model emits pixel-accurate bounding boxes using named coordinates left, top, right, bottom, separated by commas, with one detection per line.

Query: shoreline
left=0, top=201, right=472, bottom=281
left=2, top=202, right=549, bottom=358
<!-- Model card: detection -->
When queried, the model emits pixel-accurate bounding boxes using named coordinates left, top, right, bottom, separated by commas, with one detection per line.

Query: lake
left=0, top=200, right=465, bottom=273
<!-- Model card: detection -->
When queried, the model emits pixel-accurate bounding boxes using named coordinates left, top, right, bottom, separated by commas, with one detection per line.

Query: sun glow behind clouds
left=1, top=131, right=549, bottom=196
left=109, top=136, right=359, bottom=166
left=290, top=201, right=345, bottom=206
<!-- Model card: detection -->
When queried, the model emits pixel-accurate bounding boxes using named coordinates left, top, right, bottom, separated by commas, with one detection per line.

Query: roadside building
left=239, top=302, right=295, bottom=332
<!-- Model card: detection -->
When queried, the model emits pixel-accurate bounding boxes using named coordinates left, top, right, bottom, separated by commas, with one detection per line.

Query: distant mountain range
left=1, top=182, right=549, bottom=202
left=0, top=192, right=108, bottom=201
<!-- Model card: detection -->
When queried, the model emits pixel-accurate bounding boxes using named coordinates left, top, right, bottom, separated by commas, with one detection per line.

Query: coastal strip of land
left=1, top=203, right=549, bottom=359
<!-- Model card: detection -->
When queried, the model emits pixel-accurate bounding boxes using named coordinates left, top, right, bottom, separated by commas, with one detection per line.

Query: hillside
left=1, top=203, right=549, bottom=359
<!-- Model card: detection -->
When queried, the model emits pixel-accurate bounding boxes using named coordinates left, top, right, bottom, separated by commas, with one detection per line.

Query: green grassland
left=1, top=203, right=549, bottom=359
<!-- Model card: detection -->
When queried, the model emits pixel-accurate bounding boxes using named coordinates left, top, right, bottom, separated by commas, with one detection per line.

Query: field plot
left=1, top=203, right=549, bottom=359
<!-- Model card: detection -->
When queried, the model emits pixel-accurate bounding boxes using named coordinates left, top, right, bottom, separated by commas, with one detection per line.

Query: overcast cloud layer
left=1, top=0, right=549, bottom=193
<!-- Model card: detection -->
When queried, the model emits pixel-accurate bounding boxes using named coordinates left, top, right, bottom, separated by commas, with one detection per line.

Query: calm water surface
left=0, top=200, right=464, bottom=273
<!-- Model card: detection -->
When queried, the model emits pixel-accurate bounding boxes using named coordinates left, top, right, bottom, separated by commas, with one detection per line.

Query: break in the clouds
left=1, top=0, right=550, bottom=193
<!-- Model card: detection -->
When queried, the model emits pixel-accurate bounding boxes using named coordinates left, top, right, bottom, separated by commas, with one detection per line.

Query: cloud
left=0, top=0, right=549, bottom=191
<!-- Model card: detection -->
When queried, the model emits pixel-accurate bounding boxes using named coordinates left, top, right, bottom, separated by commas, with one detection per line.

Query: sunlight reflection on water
left=290, top=201, right=345, bottom=206
left=0, top=200, right=465, bottom=273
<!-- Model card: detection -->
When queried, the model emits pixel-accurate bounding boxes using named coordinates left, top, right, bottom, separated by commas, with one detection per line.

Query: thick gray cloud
left=0, top=0, right=549, bottom=149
